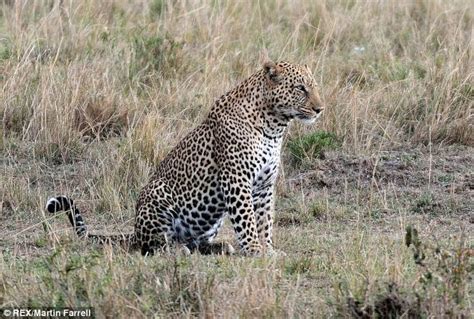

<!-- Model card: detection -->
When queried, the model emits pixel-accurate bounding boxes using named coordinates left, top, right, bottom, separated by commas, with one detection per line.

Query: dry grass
left=0, top=0, right=473, bottom=318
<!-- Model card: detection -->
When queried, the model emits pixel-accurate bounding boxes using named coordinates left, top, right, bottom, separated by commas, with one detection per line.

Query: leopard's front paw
left=241, top=244, right=263, bottom=257
left=265, top=247, right=287, bottom=257
left=225, top=243, right=236, bottom=255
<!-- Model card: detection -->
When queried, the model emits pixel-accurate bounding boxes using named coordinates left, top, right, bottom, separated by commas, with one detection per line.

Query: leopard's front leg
left=215, top=121, right=264, bottom=256
left=252, top=165, right=280, bottom=255
left=253, top=188, right=275, bottom=251
left=220, top=171, right=262, bottom=255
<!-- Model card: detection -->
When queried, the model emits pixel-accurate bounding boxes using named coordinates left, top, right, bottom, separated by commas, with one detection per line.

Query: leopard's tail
left=46, top=196, right=136, bottom=249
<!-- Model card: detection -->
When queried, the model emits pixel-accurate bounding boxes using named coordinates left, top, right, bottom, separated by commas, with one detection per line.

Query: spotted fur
left=47, top=60, right=324, bottom=256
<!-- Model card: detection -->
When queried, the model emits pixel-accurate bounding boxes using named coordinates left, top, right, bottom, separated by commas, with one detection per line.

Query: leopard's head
left=263, top=60, right=324, bottom=124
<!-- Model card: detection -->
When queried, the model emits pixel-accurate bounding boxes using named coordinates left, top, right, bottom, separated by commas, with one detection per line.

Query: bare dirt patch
left=283, top=146, right=473, bottom=218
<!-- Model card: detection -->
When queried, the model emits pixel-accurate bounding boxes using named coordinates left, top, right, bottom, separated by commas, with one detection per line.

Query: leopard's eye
left=294, top=84, right=306, bottom=92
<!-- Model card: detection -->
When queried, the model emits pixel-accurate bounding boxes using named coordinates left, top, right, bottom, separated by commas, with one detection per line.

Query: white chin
left=297, top=112, right=322, bottom=124
left=299, top=116, right=319, bottom=124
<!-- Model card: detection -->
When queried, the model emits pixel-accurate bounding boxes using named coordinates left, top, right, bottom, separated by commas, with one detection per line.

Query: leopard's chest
left=252, top=136, right=283, bottom=190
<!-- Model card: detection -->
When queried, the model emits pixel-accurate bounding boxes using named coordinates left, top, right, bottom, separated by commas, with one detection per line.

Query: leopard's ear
left=259, top=49, right=281, bottom=84
left=263, top=60, right=282, bottom=84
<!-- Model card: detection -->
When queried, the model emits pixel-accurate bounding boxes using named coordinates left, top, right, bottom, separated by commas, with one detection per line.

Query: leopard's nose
left=313, top=105, right=324, bottom=114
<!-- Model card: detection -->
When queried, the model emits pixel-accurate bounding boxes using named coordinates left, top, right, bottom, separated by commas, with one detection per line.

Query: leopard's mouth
left=299, top=116, right=317, bottom=124
left=296, top=110, right=322, bottom=124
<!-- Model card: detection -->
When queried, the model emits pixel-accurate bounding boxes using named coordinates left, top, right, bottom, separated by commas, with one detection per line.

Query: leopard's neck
left=209, top=71, right=290, bottom=141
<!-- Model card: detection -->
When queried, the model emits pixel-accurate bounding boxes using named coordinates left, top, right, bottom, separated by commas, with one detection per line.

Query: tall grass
left=1, top=0, right=472, bottom=161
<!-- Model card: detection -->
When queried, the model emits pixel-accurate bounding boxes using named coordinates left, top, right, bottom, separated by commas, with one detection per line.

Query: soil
left=284, top=145, right=473, bottom=219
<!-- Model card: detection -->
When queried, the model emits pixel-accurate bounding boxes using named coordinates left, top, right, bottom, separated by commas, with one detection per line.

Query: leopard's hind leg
left=134, top=179, right=180, bottom=256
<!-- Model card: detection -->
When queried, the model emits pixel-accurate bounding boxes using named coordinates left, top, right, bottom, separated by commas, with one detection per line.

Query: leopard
left=46, top=59, right=324, bottom=256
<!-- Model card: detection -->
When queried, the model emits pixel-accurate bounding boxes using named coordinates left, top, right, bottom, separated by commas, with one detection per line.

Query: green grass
left=4, top=222, right=457, bottom=317
left=287, top=131, right=339, bottom=165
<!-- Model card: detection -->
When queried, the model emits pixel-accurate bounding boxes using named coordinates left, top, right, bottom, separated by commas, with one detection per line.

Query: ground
left=0, top=0, right=472, bottom=318
left=1, top=141, right=472, bottom=317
